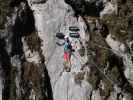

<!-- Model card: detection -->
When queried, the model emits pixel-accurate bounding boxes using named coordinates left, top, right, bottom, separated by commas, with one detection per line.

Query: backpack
left=56, top=32, right=65, bottom=39
left=64, top=42, right=72, bottom=52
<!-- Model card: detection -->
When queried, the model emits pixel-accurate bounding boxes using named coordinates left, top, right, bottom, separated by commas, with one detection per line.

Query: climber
left=55, top=34, right=74, bottom=72
left=63, top=36, right=72, bottom=71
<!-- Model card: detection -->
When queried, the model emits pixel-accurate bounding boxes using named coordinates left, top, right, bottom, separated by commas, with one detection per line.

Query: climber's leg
left=63, top=52, right=71, bottom=72
left=67, top=52, right=71, bottom=72
left=64, top=52, right=67, bottom=62
left=68, top=53, right=71, bottom=67
left=63, top=52, right=69, bottom=71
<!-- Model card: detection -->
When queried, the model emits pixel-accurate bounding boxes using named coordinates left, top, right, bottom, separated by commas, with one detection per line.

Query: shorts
left=64, top=52, right=70, bottom=61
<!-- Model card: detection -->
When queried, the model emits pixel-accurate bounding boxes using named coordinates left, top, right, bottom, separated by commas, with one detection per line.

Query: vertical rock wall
left=0, top=0, right=133, bottom=100
left=27, top=0, right=92, bottom=100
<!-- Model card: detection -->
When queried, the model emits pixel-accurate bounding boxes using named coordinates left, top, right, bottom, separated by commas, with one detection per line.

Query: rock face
left=106, top=34, right=133, bottom=86
left=0, top=1, right=53, bottom=100
left=100, top=0, right=117, bottom=17
left=27, top=0, right=92, bottom=100
left=54, top=73, right=92, bottom=100
left=0, top=0, right=133, bottom=100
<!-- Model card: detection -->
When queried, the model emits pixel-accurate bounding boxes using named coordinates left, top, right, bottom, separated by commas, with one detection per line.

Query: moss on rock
left=102, top=0, right=133, bottom=42
left=25, top=32, right=42, bottom=52
left=0, top=0, right=11, bottom=29
left=100, top=78, right=113, bottom=100
left=22, top=62, right=42, bottom=92
left=87, top=67, right=100, bottom=89
left=89, top=31, right=110, bottom=66
left=74, top=72, right=85, bottom=85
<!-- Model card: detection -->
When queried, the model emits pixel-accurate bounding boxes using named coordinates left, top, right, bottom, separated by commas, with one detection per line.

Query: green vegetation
left=102, top=0, right=133, bottom=42
left=88, top=36, right=122, bottom=99
left=0, top=0, right=11, bottom=29
left=108, top=65, right=121, bottom=83
left=89, top=31, right=109, bottom=66
left=25, top=32, right=45, bottom=63
left=78, top=46, right=85, bottom=57
left=25, top=32, right=42, bottom=52
left=86, top=66, right=114, bottom=100
left=22, top=62, right=42, bottom=92
left=102, top=15, right=133, bottom=42
left=100, top=77, right=113, bottom=100
left=87, top=67, right=100, bottom=89
left=87, top=24, right=123, bottom=99
left=74, top=72, right=84, bottom=85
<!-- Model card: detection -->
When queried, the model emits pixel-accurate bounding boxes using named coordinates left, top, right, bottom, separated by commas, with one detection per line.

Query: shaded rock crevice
left=0, top=0, right=133, bottom=100
left=0, top=38, right=12, bottom=100
left=65, top=0, right=104, bottom=16
left=0, top=0, right=54, bottom=99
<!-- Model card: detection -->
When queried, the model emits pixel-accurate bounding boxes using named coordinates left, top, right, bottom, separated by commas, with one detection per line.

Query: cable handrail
left=92, top=41, right=124, bottom=58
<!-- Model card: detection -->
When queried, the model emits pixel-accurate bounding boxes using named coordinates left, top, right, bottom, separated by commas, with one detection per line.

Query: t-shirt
left=64, top=42, right=71, bottom=52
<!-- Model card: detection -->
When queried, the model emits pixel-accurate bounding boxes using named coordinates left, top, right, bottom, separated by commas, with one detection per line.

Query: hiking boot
left=63, top=62, right=71, bottom=72
left=66, top=67, right=71, bottom=72
left=63, top=62, right=68, bottom=70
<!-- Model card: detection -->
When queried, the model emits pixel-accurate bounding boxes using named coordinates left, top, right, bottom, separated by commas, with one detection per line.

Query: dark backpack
left=56, top=32, right=65, bottom=39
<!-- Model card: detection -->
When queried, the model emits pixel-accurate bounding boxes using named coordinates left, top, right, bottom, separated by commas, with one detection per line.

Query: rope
left=45, top=38, right=119, bottom=87
left=92, top=60, right=115, bottom=85
left=71, top=44, right=115, bottom=86
left=92, top=41, right=124, bottom=58
left=71, top=47, right=116, bottom=89
left=45, top=22, right=122, bottom=86
left=88, top=41, right=124, bottom=86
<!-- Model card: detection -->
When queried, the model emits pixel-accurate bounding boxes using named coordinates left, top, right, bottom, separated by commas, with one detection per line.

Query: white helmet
left=64, top=35, right=68, bottom=39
